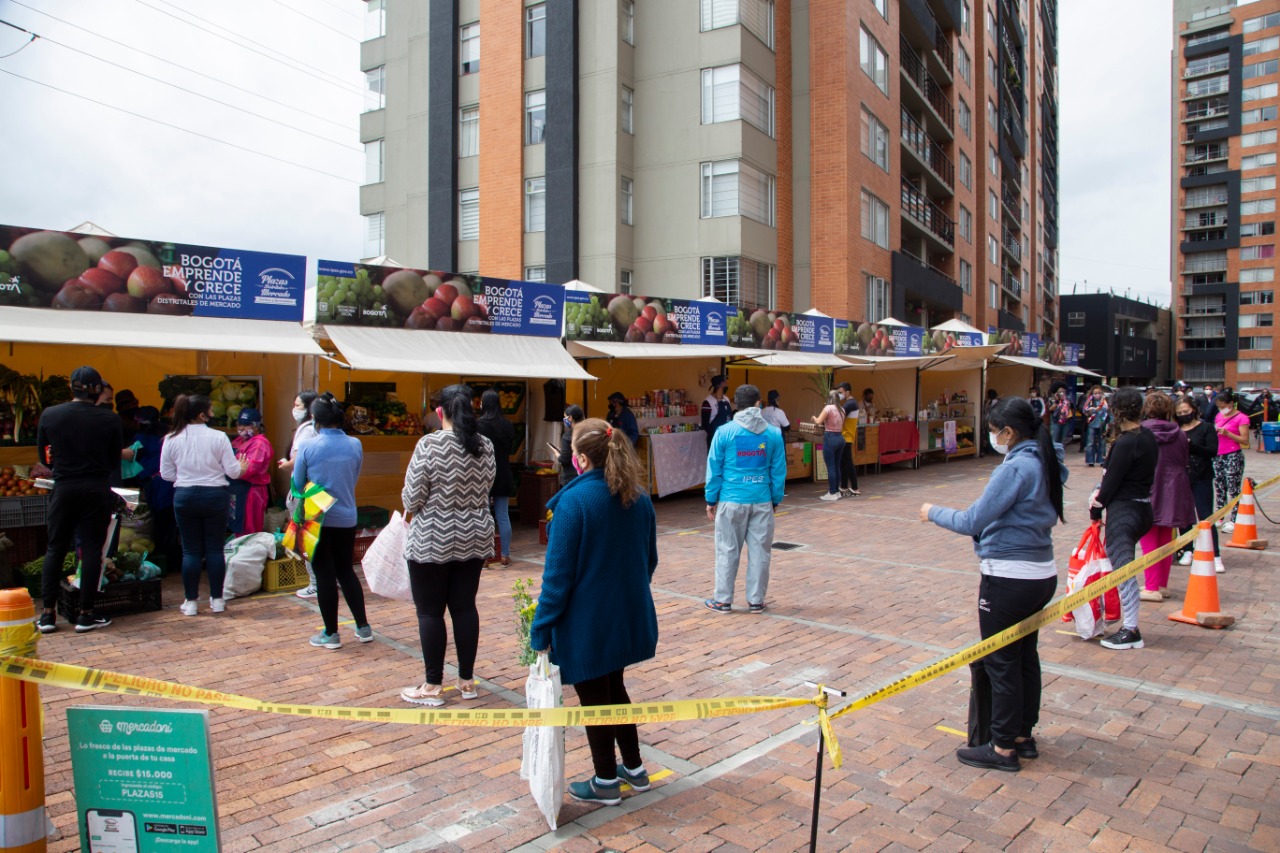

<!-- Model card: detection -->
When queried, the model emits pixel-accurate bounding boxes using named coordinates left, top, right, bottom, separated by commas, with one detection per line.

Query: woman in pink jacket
left=1138, top=394, right=1196, bottom=601
left=230, top=408, right=273, bottom=535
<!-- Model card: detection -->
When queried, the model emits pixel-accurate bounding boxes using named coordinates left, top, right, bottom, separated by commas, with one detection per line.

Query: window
left=961, top=312, right=973, bottom=324
left=364, top=66, right=385, bottom=112
left=986, top=5, right=995, bottom=37
left=526, top=4, right=546, bottom=57
left=621, top=85, right=634, bottom=133
left=459, top=189, right=479, bottom=240
left=958, top=98, right=971, bottom=137
left=1244, top=36, right=1280, bottom=56
left=459, top=106, right=479, bottom=157
left=701, top=256, right=775, bottom=308
left=364, top=0, right=385, bottom=40
left=1244, top=59, right=1280, bottom=78
left=859, top=28, right=889, bottom=94
left=1243, top=83, right=1279, bottom=101
left=959, top=206, right=973, bottom=242
left=1244, top=12, right=1280, bottom=34
left=620, top=176, right=633, bottom=225
left=1240, top=313, right=1274, bottom=327
left=860, top=107, right=890, bottom=171
left=460, top=24, right=479, bottom=74
left=865, top=274, right=890, bottom=321
left=526, top=91, right=546, bottom=144
left=987, top=52, right=997, bottom=86
left=1242, top=198, right=1278, bottom=215
left=702, top=64, right=774, bottom=135
left=958, top=46, right=971, bottom=84
left=987, top=97, right=997, bottom=129
left=364, top=139, right=384, bottom=184
left=1244, top=129, right=1278, bottom=147
left=959, top=259, right=972, bottom=294
left=1068, top=312, right=1086, bottom=327
left=860, top=190, right=890, bottom=248
left=990, top=280, right=998, bottom=309
left=1241, top=245, right=1275, bottom=260
left=622, top=0, right=635, bottom=44
left=525, top=178, right=546, bottom=233
left=701, top=160, right=775, bottom=224
left=1241, top=290, right=1275, bottom=304
left=1244, top=105, right=1279, bottom=124
left=1241, top=221, right=1276, bottom=237
left=988, top=190, right=998, bottom=220
left=1241, top=152, right=1277, bottom=170
left=1240, top=336, right=1273, bottom=350
left=701, top=0, right=775, bottom=49
left=1242, top=267, right=1276, bottom=283
left=363, top=212, right=384, bottom=258
left=1243, top=176, right=1278, bottom=192
left=988, top=234, right=998, bottom=259
left=872, top=0, right=889, bottom=19
left=620, top=269, right=633, bottom=294
left=988, top=144, right=998, bottom=175
left=524, top=266, right=546, bottom=282
left=1238, top=359, right=1273, bottom=374
left=959, top=152, right=972, bottom=188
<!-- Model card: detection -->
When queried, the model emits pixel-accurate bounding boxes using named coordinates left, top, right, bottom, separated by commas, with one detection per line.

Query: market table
left=646, top=430, right=708, bottom=498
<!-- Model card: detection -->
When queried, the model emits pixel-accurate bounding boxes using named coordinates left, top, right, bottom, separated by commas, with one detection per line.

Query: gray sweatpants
left=713, top=501, right=774, bottom=606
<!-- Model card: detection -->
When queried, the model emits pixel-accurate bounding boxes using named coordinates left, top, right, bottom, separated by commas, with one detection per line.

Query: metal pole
left=804, top=682, right=846, bottom=853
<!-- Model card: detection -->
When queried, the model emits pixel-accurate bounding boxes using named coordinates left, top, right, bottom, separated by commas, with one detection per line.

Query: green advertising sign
left=68, top=706, right=220, bottom=852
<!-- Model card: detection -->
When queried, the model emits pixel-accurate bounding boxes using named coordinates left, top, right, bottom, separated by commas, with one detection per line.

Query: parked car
left=1237, top=389, right=1280, bottom=428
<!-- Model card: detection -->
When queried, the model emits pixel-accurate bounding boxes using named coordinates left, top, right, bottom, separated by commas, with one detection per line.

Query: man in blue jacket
left=703, top=384, right=787, bottom=614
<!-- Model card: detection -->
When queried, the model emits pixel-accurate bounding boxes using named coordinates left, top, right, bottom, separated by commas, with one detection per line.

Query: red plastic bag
left=1062, top=523, right=1120, bottom=637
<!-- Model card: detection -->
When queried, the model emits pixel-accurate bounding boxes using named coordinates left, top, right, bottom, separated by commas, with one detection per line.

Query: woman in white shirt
left=761, top=390, right=790, bottom=432
left=160, top=394, right=243, bottom=616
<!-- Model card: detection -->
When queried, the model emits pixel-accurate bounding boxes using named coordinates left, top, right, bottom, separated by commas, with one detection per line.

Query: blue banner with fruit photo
left=727, top=308, right=835, bottom=353
left=564, top=292, right=726, bottom=345
left=0, top=224, right=305, bottom=321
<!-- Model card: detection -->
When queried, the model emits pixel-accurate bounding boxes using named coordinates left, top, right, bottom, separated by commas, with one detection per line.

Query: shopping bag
left=1065, top=523, right=1110, bottom=640
left=520, top=652, right=564, bottom=831
left=966, top=660, right=991, bottom=748
left=221, top=533, right=276, bottom=600
left=281, top=481, right=335, bottom=561
left=361, top=511, right=413, bottom=601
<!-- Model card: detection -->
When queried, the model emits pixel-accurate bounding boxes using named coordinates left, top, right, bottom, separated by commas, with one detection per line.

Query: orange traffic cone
left=1226, top=478, right=1268, bottom=550
left=1169, top=522, right=1231, bottom=628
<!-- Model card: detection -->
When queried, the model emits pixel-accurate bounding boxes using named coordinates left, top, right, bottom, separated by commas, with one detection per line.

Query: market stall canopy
left=922, top=344, right=1007, bottom=371
left=873, top=316, right=912, bottom=327
left=566, top=341, right=764, bottom=360
left=736, top=350, right=852, bottom=369
left=0, top=305, right=325, bottom=355
left=838, top=354, right=953, bottom=371
left=930, top=318, right=985, bottom=335
left=562, top=279, right=606, bottom=293
left=801, top=308, right=832, bottom=317
left=994, top=354, right=1070, bottom=372
left=1055, top=363, right=1103, bottom=379
left=326, top=324, right=594, bottom=380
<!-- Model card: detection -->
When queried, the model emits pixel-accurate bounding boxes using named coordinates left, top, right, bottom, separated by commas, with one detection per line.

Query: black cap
left=70, top=366, right=104, bottom=394
left=236, top=407, right=263, bottom=426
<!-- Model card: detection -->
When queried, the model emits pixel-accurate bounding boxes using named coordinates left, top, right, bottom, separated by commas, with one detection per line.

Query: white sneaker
left=1215, top=557, right=1225, bottom=574
left=1178, top=551, right=1193, bottom=566
left=180, top=600, right=198, bottom=616
left=1221, top=522, right=1235, bottom=535
left=210, top=598, right=225, bottom=613
left=819, top=492, right=841, bottom=502
left=296, top=585, right=318, bottom=599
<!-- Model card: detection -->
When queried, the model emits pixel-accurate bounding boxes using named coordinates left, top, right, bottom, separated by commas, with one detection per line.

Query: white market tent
left=562, top=279, right=607, bottom=293
left=566, top=340, right=760, bottom=360
left=930, top=318, right=986, bottom=336
left=325, top=324, right=594, bottom=380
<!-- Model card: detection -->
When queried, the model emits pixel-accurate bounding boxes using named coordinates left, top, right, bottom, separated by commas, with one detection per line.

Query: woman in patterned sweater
left=399, top=384, right=496, bottom=706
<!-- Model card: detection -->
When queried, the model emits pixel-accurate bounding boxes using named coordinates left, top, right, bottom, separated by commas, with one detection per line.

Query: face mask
left=292, top=408, right=306, bottom=423
left=989, top=432, right=1010, bottom=455
left=571, top=454, right=584, bottom=475
left=1175, top=413, right=1195, bottom=425
left=563, top=416, right=572, bottom=428
left=237, top=428, right=254, bottom=437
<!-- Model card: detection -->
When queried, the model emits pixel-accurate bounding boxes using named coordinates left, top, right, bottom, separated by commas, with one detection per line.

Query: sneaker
left=295, top=585, right=318, bottom=599
left=210, top=598, right=226, bottom=614
left=617, top=764, right=651, bottom=791
left=456, top=679, right=479, bottom=700
left=1178, top=551, right=1194, bottom=566
left=1221, top=521, right=1235, bottom=535
left=568, top=776, right=623, bottom=805
left=354, top=625, right=374, bottom=643
left=180, top=600, right=198, bottom=616
left=1139, top=590, right=1163, bottom=602
left=748, top=602, right=766, bottom=614
left=74, top=613, right=112, bottom=633
left=819, top=492, right=841, bottom=502
left=1014, top=738, right=1039, bottom=760
left=400, top=683, right=445, bottom=706
left=1215, top=557, right=1225, bottom=574
left=956, top=742, right=1020, bottom=772
left=37, top=612, right=57, bottom=634
left=1100, top=627, right=1144, bottom=650
left=703, top=599, right=732, bottom=613
left=309, top=630, right=341, bottom=650
left=1159, top=587, right=1171, bottom=599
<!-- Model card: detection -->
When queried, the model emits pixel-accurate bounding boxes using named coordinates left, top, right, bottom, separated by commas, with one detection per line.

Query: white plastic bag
left=521, top=652, right=564, bottom=830
left=222, top=533, right=275, bottom=600
left=360, top=511, right=413, bottom=601
left=1067, top=526, right=1110, bottom=640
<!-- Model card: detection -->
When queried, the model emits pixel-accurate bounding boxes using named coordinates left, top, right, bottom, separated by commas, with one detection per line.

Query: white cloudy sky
left=0, top=0, right=1179, bottom=308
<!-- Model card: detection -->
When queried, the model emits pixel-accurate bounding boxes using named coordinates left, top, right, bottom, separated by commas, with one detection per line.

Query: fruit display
left=0, top=228, right=194, bottom=315
left=0, top=466, right=47, bottom=496
left=469, top=382, right=526, bottom=415
left=318, top=266, right=494, bottom=332
left=0, top=364, right=44, bottom=445
left=565, top=294, right=682, bottom=343
left=157, top=375, right=261, bottom=430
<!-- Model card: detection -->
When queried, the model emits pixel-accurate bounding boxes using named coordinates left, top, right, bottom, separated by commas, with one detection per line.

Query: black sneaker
left=1014, top=737, right=1038, bottom=759
left=748, top=602, right=766, bottom=614
left=1100, top=627, right=1144, bottom=650
left=956, top=742, right=1020, bottom=772
left=37, top=612, right=57, bottom=634
left=74, top=613, right=112, bottom=633
left=616, top=763, right=651, bottom=791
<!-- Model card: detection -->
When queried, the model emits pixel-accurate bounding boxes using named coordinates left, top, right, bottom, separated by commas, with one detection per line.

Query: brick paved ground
left=27, top=446, right=1280, bottom=852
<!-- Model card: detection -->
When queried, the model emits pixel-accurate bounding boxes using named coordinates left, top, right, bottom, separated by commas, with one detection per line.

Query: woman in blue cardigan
left=530, top=418, right=659, bottom=806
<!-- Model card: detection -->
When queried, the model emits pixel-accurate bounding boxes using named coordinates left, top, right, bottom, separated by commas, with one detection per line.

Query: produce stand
left=913, top=345, right=1005, bottom=464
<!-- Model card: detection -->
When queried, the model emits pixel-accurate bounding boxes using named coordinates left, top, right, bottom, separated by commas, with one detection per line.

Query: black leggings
left=978, top=573, right=1057, bottom=750
left=839, top=442, right=858, bottom=490
left=42, top=480, right=113, bottom=613
left=408, top=558, right=484, bottom=684
left=310, top=525, right=367, bottom=636
left=573, top=668, right=643, bottom=780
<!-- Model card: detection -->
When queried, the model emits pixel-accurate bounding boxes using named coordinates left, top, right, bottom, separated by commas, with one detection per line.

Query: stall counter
left=643, top=430, right=708, bottom=498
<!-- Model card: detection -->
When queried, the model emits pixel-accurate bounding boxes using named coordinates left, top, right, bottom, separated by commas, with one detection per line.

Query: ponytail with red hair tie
left=605, top=426, right=613, bottom=438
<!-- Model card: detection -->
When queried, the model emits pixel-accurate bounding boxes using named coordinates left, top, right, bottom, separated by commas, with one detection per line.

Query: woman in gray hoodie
left=920, top=397, right=1067, bottom=773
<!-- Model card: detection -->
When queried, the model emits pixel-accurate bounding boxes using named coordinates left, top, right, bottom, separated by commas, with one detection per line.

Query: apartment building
left=357, top=0, right=1059, bottom=333
left=1174, top=0, right=1280, bottom=389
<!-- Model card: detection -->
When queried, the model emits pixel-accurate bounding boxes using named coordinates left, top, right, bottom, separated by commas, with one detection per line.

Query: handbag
left=1063, top=522, right=1118, bottom=639
left=281, top=481, right=336, bottom=562
left=521, top=652, right=564, bottom=830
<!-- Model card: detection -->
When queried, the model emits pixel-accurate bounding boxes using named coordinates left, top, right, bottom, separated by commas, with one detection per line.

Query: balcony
left=1043, top=300, right=1056, bottom=325
left=1001, top=183, right=1022, bottom=222
left=1185, top=57, right=1231, bottom=78
left=1181, top=101, right=1229, bottom=122
left=1001, top=0, right=1026, bottom=47
left=1183, top=192, right=1229, bottom=209
left=1045, top=219, right=1058, bottom=248
left=1180, top=256, right=1228, bottom=273
left=1183, top=78, right=1229, bottom=99
left=892, top=250, right=963, bottom=311
left=1002, top=227, right=1022, bottom=265
left=1002, top=110, right=1027, bottom=158
left=900, top=36, right=954, bottom=136
left=934, top=25, right=953, bottom=75
left=1001, top=267, right=1022, bottom=300
left=1183, top=212, right=1229, bottom=229
left=900, top=177, right=955, bottom=248
left=900, top=107, right=955, bottom=192
left=1183, top=145, right=1229, bottom=165
left=1185, top=303, right=1227, bottom=315
left=1042, top=0, right=1058, bottom=47
left=1183, top=326, right=1228, bottom=338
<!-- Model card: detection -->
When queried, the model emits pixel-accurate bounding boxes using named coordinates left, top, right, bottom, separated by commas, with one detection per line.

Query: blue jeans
left=822, top=432, right=846, bottom=495
left=174, top=486, right=230, bottom=601
left=1085, top=424, right=1105, bottom=465
left=493, top=495, right=511, bottom=557
left=1050, top=421, right=1069, bottom=447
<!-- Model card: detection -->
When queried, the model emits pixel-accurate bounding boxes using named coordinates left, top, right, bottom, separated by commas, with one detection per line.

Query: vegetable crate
left=353, top=531, right=380, bottom=564
left=0, top=495, right=49, bottom=528
left=57, top=578, right=162, bottom=624
left=263, top=556, right=308, bottom=592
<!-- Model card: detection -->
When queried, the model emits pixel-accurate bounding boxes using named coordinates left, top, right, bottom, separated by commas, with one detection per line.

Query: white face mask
left=989, top=432, right=1010, bottom=455
left=292, top=407, right=306, bottom=423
